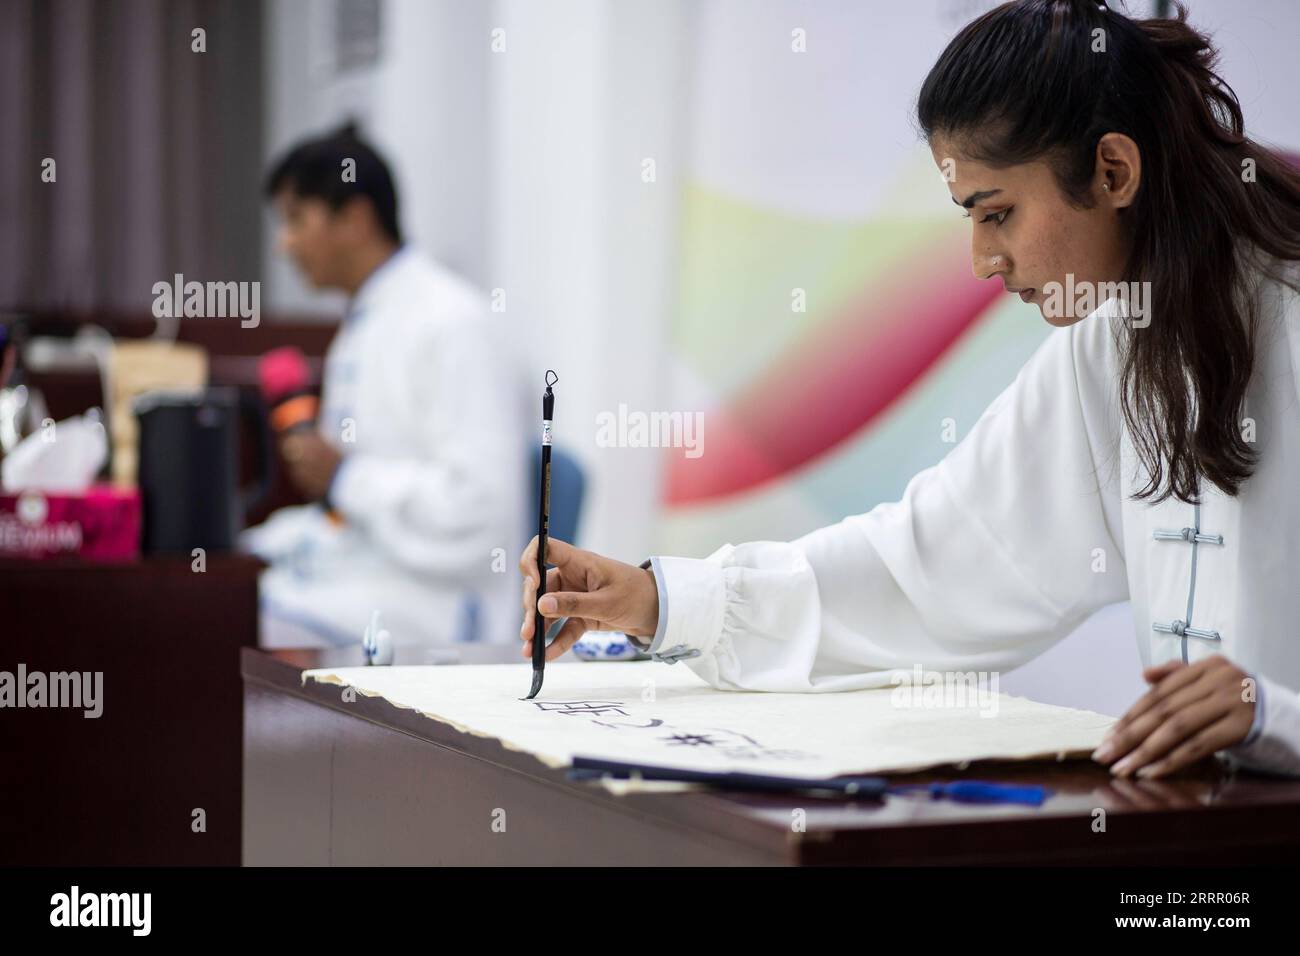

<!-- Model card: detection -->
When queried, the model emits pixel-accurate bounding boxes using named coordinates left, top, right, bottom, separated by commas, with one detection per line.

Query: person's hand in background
left=519, top=537, right=659, bottom=661
left=280, top=432, right=342, bottom=501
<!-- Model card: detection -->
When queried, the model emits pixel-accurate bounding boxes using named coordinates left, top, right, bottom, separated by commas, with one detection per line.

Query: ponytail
left=918, top=0, right=1300, bottom=503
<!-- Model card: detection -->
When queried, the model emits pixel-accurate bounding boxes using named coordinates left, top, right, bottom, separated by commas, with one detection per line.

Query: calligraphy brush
left=523, top=369, right=558, bottom=700
left=569, top=757, right=1050, bottom=805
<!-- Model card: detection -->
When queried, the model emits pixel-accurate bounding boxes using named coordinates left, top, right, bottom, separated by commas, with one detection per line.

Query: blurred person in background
left=245, top=123, right=527, bottom=651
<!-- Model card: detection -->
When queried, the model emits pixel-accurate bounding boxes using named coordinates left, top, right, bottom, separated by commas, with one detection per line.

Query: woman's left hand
left=1092, top=655, right=1257, bottom=779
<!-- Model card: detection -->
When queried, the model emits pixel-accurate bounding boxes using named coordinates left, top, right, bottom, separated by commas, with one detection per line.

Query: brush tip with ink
left=522, top=667, right=545, bottom=701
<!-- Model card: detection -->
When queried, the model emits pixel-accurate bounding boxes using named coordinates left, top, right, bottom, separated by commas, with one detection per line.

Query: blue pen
left=888, top=781, right=1049, bottom=806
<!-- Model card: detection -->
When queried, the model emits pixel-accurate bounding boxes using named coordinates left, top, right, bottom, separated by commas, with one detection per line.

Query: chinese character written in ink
left=664, top=733, right=723, bottom=747
left=532, top=699, right=630, bottom=718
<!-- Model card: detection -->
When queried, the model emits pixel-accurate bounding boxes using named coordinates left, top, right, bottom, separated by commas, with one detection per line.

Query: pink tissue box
left=0, top=484, right=141, bottom=561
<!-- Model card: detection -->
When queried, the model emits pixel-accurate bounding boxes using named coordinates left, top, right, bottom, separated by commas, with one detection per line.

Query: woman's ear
left=1095, top=132, right=1141, bottom=208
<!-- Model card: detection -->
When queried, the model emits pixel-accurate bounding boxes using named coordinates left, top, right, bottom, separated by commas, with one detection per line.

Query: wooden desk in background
left=2, top=554, right=261, bottom=865
left=242, top=646, right=1300, bottom=866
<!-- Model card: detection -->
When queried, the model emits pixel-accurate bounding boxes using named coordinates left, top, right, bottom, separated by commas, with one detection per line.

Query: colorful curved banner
left=666, top=230, right=1002, bottom=504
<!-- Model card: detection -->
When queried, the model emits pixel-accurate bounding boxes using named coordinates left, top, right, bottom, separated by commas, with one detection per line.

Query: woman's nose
left=973, top=252, right=1008, bottom=281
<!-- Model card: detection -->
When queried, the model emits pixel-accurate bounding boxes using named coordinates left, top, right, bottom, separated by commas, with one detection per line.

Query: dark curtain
left=0, top=0, right=264, bottom=312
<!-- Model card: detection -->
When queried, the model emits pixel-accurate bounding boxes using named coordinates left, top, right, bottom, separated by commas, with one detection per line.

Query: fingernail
left=1135, top=765, right=1155, bottom=779
left=538, top=596, right=556, bottom=614
left=1093, top=743, right=1115, bottom=763
left=1111, top=757, right=1134, bottom=776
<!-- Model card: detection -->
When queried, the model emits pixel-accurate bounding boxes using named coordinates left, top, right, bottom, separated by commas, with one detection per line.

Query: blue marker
left=889, top=781, right=1049, bottom=806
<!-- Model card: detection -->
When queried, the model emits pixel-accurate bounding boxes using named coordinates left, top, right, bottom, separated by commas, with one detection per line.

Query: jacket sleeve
left=327, top=312, right=524, bottom=584
left=1221, top=673, right=1300, bottom=777
left=640, top=306, right=1131, bottom=692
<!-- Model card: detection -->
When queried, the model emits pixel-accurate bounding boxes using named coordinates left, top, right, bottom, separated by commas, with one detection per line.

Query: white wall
left=487, top=0, right=693, bottom=561
left=261, top=0, right=491, bottom=314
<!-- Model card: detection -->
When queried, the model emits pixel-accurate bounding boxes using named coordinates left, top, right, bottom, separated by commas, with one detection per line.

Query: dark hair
left=917, top=0, right=1300, bottom=504
left=264, top=121, right=403, bottom=244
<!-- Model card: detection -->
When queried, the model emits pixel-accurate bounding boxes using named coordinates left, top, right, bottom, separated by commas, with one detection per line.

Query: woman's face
left=929, top=134, right=1132, bottom=328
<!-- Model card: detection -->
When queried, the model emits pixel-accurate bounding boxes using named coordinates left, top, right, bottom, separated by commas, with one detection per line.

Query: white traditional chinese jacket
left=636, top=256, right=1300, bottom=778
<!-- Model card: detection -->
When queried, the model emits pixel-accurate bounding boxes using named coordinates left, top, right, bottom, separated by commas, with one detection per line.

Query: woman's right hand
left=518, top=537, right=660, bottom=661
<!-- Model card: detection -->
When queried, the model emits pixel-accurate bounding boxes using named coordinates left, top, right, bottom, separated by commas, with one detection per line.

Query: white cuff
left=643, top=552, right=730, bottom=665
left=1221, top=673, right=1300, bottom=778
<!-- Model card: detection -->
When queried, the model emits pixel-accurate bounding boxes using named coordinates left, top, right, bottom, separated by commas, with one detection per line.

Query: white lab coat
left=638, top=253, right=1300, bottom=777
left=243, top=247, right=528, bottom=650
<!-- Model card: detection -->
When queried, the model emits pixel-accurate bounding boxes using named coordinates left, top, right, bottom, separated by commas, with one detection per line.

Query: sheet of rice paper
left=302, top=661, right=1114, bottom=786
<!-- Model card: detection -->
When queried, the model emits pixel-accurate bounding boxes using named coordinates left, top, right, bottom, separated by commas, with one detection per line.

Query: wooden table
left=242, top=646, right=1300, bottom=865
left=1, top=554, right=261, bottom=865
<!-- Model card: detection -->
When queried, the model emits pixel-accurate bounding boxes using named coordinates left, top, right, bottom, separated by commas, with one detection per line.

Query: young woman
left=518, top=0, right=1300, bottom=779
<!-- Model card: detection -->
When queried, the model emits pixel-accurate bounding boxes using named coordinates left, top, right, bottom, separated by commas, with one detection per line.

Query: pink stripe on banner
left=666, top=236, right=1002, bottom=505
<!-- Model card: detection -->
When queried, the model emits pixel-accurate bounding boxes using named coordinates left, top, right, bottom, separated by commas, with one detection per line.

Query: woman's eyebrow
left=953, top=188, right=1003, bottom=208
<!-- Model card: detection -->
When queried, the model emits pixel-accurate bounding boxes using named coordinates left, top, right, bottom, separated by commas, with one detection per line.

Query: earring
left=1102, top=183, right=1111, bottom=191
